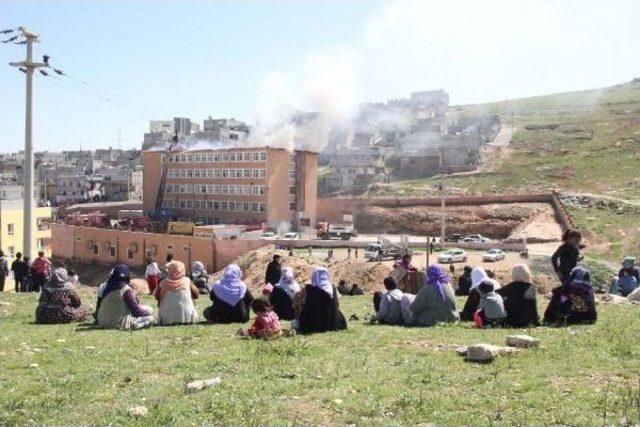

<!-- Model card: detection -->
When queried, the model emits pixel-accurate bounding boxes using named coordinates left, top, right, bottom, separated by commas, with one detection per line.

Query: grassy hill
left=1, top=291, right=640, bottom=425
left=370, top=79, right=640, bottom=262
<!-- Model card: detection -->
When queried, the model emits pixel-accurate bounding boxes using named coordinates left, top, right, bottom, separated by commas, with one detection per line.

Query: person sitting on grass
left=96, top=264, right=155, bottom=331
left=544, top=266, right=597, bottom=326
left=204, top=264, right=254, bottom=324
left=497, top=264, right=540, bottom=328
left=372, top=276, right=404, bottom=325
left=473, top=281, right=506, bottom=328
left=270, top=266, right=300, bottom=321
left=295, top=266, right=347, bottom=334
left=455, top=266, right=473, bottom=296
left=35, top=267, right=90, bottom=324
left=350, top=283, right=364, bottom=296
left=238, top=297, right=282, bottom=339
left=609, top=256, right=640, bottom=297
left=337, top=279, right=351, bottom=296
left=190, top=261, right=210, bottom=294
left=459, top=267, right=501, bottom=321
left=409, top=265, right=459, bottom=327
left=155, top=260, right=199, bottom=326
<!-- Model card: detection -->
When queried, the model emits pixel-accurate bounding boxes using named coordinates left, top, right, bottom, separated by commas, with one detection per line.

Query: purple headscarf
left=427, top=265, right=449, bottom=300
left=103, top=264, right=131, bottom=297
left=212, top=264, right=247, bottom=306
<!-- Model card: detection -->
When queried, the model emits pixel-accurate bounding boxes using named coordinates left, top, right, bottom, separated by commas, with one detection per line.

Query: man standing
left=11, top=252, right=28, bottom=293
left=265, top=254, right=282, bottom=285
left=30, top=251, right=51, bottom=293
left=0, top=250, right=8, bottom=292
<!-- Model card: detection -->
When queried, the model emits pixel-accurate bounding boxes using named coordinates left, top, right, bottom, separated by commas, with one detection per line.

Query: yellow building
left=0, top=199, right=53, bottom=259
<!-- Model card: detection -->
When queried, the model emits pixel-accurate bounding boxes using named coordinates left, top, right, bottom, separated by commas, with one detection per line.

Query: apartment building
left=143, top=143, right=317, bottom=230
left=0, top=199, right=53, bottom=258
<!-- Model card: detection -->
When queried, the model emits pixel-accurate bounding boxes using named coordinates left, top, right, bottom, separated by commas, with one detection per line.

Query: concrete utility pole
left=10, top=27, right=47, bottom=260
left=439, top=154, right=446, bottom=247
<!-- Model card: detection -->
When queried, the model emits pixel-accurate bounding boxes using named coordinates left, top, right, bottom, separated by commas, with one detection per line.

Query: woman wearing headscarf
left=544, top=266, right=597, bottom=325
left=296, top=266, right=347, bottom=334
left=496, top=264, right=540, bottom=328
left=204, top=264, right=254, bottom=324
left=609, top=256, right=640, bottom=296
left=459, top=267, right=501, bottom=321
left=96, top=264, right=155, bottom=330
left=408, top=265, right=459, bottom=327
left=155, top=261, right=199, bottom=325
left=35, top=267, right=90, bottom=324
left=190, top=261, right=210, bottom=294
left=269, top=266, right=300, bottom=320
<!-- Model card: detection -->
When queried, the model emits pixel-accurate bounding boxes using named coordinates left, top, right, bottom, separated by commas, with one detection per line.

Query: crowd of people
left=2, top=227, right=638, bottom=338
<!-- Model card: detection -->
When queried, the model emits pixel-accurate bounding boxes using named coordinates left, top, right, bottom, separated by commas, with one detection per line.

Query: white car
left=283, top=232, right=298, bottom=240
left=464, top=234, right=491, bottom=243
left=260, top=232, right=279, bottom=240
left=482, top=249, right=506, bottom=262
left=437, top=249, right=468, bottom=264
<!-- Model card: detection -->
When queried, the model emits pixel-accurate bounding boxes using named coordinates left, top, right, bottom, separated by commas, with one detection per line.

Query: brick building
left=143, top=143, right=318, bottom=230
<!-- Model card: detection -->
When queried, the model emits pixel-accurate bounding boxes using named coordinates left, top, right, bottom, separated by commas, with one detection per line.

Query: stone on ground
left=128, top=406, right=148, bottom=417
left=465, top=344, right=518, bottom=362
left=627, top=287, right=640, bottom=302
left=186, top=377, right=222, bottom=393
left=598, top=294, right=629, bottom=304
left=506, top=335, right=540, bottom=348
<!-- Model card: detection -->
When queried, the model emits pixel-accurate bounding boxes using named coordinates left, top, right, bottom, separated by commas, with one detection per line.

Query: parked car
left=444, top=234, right=462, bottom=242
left=482, top=249, right=506, bottom=262
left=437, top=249, right=468, bottom=264
left=463, top=234, right=491, bottom=243
left=283, top=232, right=298, bottom=240
left=260, top=232, right=279, bottom=240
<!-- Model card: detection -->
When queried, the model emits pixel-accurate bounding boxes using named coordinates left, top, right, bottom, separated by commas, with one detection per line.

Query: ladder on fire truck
left=153, top=132, right=178, bottom=216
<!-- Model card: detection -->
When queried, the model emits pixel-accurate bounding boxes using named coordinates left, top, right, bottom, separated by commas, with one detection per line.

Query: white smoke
left=247, top=49, right=357, bottom=153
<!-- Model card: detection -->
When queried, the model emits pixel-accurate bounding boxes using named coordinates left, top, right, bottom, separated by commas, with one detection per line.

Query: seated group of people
left=373, top=262, right=598, bottom=328
left=35, top=256, right=348, bottom=337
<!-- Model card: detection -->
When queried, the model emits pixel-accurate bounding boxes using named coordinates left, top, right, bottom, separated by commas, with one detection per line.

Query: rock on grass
left=186, top=377, right=222, bottom=393
left=506, top=335, right=540, bottom=348
left=128, top=406, right=148, bottom=417
left=465, top=344, right=518, bottom=362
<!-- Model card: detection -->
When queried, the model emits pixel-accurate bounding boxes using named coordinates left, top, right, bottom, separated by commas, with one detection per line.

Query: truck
left=364, top=236, right=412, bottom=261
left=316, top=222, right=357, bottom=240
left=167, top=221, right=196, bottom=236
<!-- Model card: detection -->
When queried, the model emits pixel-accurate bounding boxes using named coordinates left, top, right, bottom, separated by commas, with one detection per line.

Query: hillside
left=369, top=79, right=640, bottom=262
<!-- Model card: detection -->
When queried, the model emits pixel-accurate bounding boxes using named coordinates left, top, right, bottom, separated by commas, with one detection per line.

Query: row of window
left=163, top=199, right=267, bottom=213
left=166, top=184, right=267, bottom=196
left=167, top=168, right=267, bottom=180
left=167, top=151, right=267, bottom=163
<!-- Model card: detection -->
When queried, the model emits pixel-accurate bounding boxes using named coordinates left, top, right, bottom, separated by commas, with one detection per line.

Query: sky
left=1, top=0, right=639, bottom=153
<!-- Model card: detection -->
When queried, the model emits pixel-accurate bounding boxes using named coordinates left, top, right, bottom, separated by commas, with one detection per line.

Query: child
left=239, top=297, right=281, bottom=339
left=145, top=257, right=161, bottom=295
left=474, top=281, right=506, bottom=328
left=262, top=283, right=273, bottom=297
left=68, top=269, right=79, bottom=286
left=551, top=229, right=582, bottom=285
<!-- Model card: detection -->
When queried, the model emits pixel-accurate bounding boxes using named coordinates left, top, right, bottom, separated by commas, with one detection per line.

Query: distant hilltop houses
left=0, top=89, right=501, bottom=207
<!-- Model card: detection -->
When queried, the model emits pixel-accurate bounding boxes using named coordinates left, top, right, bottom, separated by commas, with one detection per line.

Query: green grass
left=2, top=291, right=640, bottom=425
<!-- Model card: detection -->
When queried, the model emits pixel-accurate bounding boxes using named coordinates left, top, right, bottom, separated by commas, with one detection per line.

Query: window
left=207, top=201, right=213, bottom=210
left=290, top=202, right=297, bottom=211
left=259, top=152, right=267, bottom=161
left=93, top=243, right=99, bottom=255
left=221, top=201, right=228, bottom=210
left=214, top=154, right=220, bottom=162
left=229, top=169, right=236, bottom=178
left=243, top=202, right=250, bottom=211
left=186, top=200, right=193, bottom=208
left=110, top=245, right=116, bottom=257
left=252, top=152, right=260, bottom=162
left=194, top=201, right=201, bottom=210
left=289, top=169, right=296, bottom=179
left=213, top=201, right=219, bottom=210
left=252, top=202, right=259, bottom=212
left=228, top=186, right=235, bottom=195
left=222, top=185, right=228, bottom=195
left=8, top=246, right=15, bottom=256
left=252, top=169, right=260, bottom=178
left=214, top=169, right=221, bottom=178
left=206, top=154, right=213, bottom=162
left=228, top=201, right=236, bottom=211
left=258, top=169, right=266, bottom=178
left=259, top=203, right=266, bottom=212
left=194, top=154, right=201, bottom=162
left=180, top=155, right=186, bottom=162
left=127, top=249, right=134, bottom=260
left=242, top=169, right=250, bottom=178
left=222, top=153, right=229, bottom=162
left=194, top=169, right=201, bottom=178
left=7, top=224, right=14, bottom=235
left=289, top=187, right=296, bottom=195
left=213, top=185, right=220, bottom=194
left=206, top=169, right=213, bottom=178
left=229, top=153, right=236, bottom=162
left=187, top=169, right=193, bottom=178
left=222, top=169, right=228, bottom=178
left=187, top=155, right=193, bottom=162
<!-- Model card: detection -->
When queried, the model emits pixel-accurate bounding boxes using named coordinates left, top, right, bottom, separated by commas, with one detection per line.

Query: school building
left=143, top=143, right=318, bottom=231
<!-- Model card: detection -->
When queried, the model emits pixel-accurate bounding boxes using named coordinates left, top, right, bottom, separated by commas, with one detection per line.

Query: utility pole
left=10, top=27, right=47, bottom=260
left=439, top=153, right=446, bottom=248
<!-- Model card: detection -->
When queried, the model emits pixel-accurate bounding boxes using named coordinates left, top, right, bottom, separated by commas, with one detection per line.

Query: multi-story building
left=325, top=146, right=387, bottom=189
left=0, top=197, right=53, bottom=258
left=143, top=143, right=318, bottom=230
left=131, top=166, right=143, bottom=200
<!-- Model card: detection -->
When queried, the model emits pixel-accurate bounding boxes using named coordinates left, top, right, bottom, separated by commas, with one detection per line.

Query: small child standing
left=144, top=257, right=161, bottom=295
left=552, top=229, right=583, bottom=285
left=474, top=281, right=506, bottom=328
left=239, top=298, right=282, bottom=339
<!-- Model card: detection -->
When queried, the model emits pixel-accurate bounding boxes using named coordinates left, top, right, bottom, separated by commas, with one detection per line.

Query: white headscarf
left=212, top=264, right=247, bottom=306
left=276, top=266, right=301, bottom=298
left=311, top=266, right=333, bottom=297
left=470, top=267, right=500, bottom=291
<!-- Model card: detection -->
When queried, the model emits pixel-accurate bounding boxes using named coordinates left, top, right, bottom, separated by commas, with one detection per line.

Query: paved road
left=487, top=125, right=515, bottom=148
